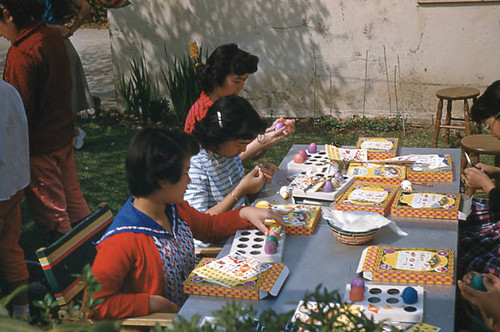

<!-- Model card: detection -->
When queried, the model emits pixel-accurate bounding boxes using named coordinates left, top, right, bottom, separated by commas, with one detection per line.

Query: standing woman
left=184, top=43, right=295, bottom=163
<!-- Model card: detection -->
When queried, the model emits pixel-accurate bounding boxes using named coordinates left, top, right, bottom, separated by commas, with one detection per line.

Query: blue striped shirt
left=186, top=148, right=246, bottom=213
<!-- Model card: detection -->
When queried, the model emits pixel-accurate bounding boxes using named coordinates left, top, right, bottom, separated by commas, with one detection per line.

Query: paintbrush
left=412, top=182, right=434, bottom=187
left=464, top=152, right=487, bottom=173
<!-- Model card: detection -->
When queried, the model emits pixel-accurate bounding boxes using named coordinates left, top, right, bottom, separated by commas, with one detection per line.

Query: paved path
left=0, top=28, right=117, bottom=111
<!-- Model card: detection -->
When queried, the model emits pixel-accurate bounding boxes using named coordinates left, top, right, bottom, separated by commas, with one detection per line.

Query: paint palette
left=287, top=150, right=333, bottom=172
left=343, top=284, right=424, bottom=323
left=230, top=229, right=286, bottom=263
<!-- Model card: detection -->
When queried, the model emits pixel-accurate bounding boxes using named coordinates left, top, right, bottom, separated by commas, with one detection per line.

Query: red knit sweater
left=90, top=200, right=250, bottom=320
left=184, top=91, right=213, bottom=133
left=3, top=21, right=74, bottom=156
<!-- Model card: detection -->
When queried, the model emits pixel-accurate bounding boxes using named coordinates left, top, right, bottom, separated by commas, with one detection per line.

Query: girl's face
left=0, top=9, right=19, bottom=42
left=216, top=139, right=252, bottom=158
left=216, top=73, right=249, bottom=98
left=161, top=157, right=191, bottom=204
left=484, top=116, right=500, bottom=139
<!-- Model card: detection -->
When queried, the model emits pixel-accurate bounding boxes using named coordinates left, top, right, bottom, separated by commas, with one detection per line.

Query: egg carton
left=229, top=229, right=286, bottom=263
left=344, top=284, right=424, bottom=323
left=286, top=150, right=333, bottom=172
left=291, top=174, right=355, bottom=204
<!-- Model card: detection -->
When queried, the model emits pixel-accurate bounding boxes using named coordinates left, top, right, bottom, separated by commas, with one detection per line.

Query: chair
left=432, top=87, right=480, bottom=148
left=36, top=203, right=175, bottom=329
left=36, top=203, right=114, bottom=308
left=460, top=134, right=500, bottom=195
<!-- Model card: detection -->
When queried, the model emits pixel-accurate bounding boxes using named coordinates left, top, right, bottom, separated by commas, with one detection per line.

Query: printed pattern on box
left=183, top=258, right=287, bottom=300
left=334, top=181, right=399, bottom=216
left=391, top=191, right=461, bottom=220
left=358, top=246, right=455, bottom=285
left=356, top=137, right=398, bottom=160
left=406, top=155, right=453, bottom=182
left=255, top=202, right=322, bottom=235
left=346, top=163, right=406, bottom=185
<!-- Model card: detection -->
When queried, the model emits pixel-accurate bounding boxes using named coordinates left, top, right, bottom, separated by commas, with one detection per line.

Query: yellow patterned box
left=357, top=246, right=455, bottom=285
left=346, top=163, right=406, bottom=185
left=183, top=258, right=289, bottom=300
left=334, top=181, right=399, bottom=216
left=406, top=155, right=453, bottom=182
left=391, top=191, right=461, bottom=220
left=356, top=137, right=398, bottom=160
left=255, top=201, right=322, bottom=235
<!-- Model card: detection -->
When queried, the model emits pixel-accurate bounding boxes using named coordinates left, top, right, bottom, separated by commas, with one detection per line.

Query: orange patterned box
left=346, top=163, right=406, bottom=185
left=391, top=191, right=461, bottom=220
left=255, top=201, right=322, bottom=235
left=334, top=181, right=399, bottom=216
left=356, top=137, right=398, bottom=160
left=356, top=246, right=455, bottom=285
left=183, top=258, right=289, bottom=300
left=406, top=155, right=453, bottom=182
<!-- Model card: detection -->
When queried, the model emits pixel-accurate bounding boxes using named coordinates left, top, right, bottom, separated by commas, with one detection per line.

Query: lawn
left=19, top=117, right=455, bottom=261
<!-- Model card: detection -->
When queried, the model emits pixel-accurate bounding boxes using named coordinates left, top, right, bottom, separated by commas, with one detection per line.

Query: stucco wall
left=107, top=0, right=500, bottom=123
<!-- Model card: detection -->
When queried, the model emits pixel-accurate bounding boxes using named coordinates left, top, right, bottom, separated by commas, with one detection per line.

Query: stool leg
left=473, top=96, right=481, bottom=133
left=433, top=98, right=443, bottom=148
left=495, top=154, right=500, bottom=187
left=460, top=150, right=467, bottom=193
left=464, top=99, right=472, bottom=136
left=444, top=99, right=452, bottom=144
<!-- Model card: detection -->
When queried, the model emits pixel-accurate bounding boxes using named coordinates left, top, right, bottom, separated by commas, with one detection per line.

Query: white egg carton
left=229, top=229, right=286, bottom=263
left=291, top=174, right=355, bottom=204
left=343, top=284, right=424, bottom=323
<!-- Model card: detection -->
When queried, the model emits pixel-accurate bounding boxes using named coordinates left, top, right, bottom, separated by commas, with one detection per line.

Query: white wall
left=107, top=0, right=500, bottom=123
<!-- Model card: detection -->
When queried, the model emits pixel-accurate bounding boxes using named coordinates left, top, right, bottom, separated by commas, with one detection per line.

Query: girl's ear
left=1, top=8, right=13, bottom=23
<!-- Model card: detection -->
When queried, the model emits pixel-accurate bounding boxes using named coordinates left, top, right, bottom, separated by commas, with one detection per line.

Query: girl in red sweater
left=91, top=128, right=284, bottom=320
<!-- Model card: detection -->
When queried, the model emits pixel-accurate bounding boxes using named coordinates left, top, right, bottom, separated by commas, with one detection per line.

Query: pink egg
left=275, top=122, right=285, bottom=131
left=298, top=149, right=308, bottom=160
left=294, top=153, right=305, bottom=163
left=307, top=142, right=317, bottom=154
left=323, top=180, right=334, bottom=192
left=264, top=240, right=278, bottom=254
left=349, top=286, right=364, bottom=302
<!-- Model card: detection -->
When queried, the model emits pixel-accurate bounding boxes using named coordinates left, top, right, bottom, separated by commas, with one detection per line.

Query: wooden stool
left=432, top=87, right=480, bottom=148
left=460, top=134, right=500, bottom=195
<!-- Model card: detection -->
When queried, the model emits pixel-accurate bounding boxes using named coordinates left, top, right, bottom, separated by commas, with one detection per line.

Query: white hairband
left=217, top=111, right=223, bottom=128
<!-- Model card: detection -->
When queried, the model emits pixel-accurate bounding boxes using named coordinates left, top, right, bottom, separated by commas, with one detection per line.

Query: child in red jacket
left=91, top=128, right=284, bottom=320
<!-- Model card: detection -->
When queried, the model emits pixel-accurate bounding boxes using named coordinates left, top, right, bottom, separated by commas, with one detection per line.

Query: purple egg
left=264, top=240, right=278, bottom=254
left=298, top=149, right=308, bottom=160
left=275, top=122, right=285, bottom=131
left=308, top=142, right=318, bottom=154
left=323, top=180, right=334, bottom=192
left=334, top=172, right=344, bottom=182
left=350, top=277, right=365, bottom=289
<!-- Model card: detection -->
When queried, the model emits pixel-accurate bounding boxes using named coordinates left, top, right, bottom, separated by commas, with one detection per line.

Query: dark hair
left=0, top=0, right=44, bottom=29
left=196, top=43, right=259, bottom=93
left=471, top=80, right=500, bottom=122
left=126, top=128, right=200, bottom=197
left=192, top=95, right=267, bottom=151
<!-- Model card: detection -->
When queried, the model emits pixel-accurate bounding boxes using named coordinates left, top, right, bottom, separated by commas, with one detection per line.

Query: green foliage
left=87, top=0, right=108, bottom=23
left=161, top=44, right=207, bottom=126
left=319, top=115, right=405, bottom=133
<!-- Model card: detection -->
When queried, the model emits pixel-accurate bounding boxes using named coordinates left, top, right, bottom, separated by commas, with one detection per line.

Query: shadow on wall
left=108, top=0, right=344, bottom=117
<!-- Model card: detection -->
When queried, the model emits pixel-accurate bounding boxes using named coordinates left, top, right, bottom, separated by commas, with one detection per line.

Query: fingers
left=458, top=280, right=479, bottom=304
left=463, top=271, right=475, bottom=285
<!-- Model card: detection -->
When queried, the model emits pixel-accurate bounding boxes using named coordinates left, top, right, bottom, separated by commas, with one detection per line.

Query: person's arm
left=239, top=119, right=296, bottom=163
left=91, top=234, right=177, bottom=320
left=178, top=201, right=285, bottom=243
left=464, top=167, right=496, bottom=195
left=67, top=0, right=91, bottom=35
left=458, top=273, right=500, bottom=327
left=476, top=163, right=500, bottom=179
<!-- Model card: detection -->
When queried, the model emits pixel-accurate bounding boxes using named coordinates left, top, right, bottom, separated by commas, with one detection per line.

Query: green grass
left=20, top=118, right=462, bottom=261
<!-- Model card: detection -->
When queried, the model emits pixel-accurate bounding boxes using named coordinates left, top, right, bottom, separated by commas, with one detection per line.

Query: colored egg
left=401, top=180, right=413, bottom=191
left=266, top=235, right=279, bottom=245
left=264, top=240, right=278, bottom=254
left=255, top=200, right=270, bottom=208
left=350, top=277, right=365, bottom=289
left=294, top=153, right=305, bottom=164
left=275, top=122, right=285, bottom=131
left=298, top=149, right=308, bottom=160
left=470, top=274, right=486, bottom=291
left=323, top=180, right=334, bottom=192
left=279, top=186, right=290, bottom=199
left=334, top=171, right=344, bottom=182
left=308, top=142, right=318, bottom=154
left=269, top=229, right=281, bottom=240
left=349, top=286, right=364, bottom=302
left=330, top=178, right=340, bottom=189
left=402, top=286, right=418, bottom=304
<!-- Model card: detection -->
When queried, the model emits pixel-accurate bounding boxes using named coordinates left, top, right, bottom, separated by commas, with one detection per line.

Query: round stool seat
left=436, top=87, right=480, bottom=100
left=461, top=134, right=500, bottom=154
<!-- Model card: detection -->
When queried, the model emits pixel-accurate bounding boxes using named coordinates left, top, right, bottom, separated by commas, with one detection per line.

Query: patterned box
left=334, top=181, right=399, bottom=216
left=356, top=137, right=398, bottom=160
left=406, top=155, right=453, bottom=182
left=391, top=191, right=461, bottom=220
left=255, top=201, right=322, bottom=235
left=356, top=246, right=455, bottom=285
left=346, top=163, right=406, bottom=185
left=183, top=258, right=289, bottom=300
